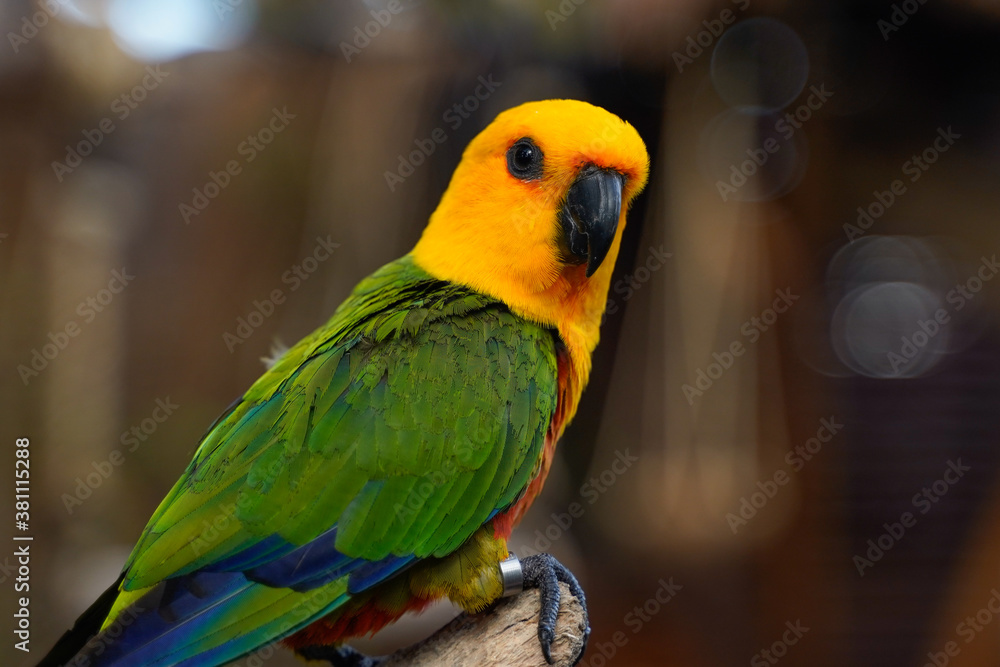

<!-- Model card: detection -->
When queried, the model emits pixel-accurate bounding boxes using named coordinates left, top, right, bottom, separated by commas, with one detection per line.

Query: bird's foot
left=516, top=552, right=591, bottom=665
left=297, top=644, right=383, bottom=667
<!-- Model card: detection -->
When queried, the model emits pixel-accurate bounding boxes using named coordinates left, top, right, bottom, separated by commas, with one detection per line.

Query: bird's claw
left=304, top=555, right=589, bottom=667
left=297, top=643, right=383, bottom=667
left=519, top=552, right=591, bottom=666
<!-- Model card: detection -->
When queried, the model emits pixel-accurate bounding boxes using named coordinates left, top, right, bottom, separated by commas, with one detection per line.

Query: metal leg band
left=499, top=553, right=523, bottom=597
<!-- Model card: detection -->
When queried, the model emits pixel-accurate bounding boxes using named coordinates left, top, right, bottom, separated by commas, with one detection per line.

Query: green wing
left=123, top=254, right=559, bottom=590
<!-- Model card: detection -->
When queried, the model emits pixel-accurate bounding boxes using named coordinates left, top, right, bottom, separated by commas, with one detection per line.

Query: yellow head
left=412, top=99, right=650, bottom=363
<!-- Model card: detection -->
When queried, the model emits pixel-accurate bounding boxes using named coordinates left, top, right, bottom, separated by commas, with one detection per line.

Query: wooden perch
left=379, top=583, right=587, bottom=667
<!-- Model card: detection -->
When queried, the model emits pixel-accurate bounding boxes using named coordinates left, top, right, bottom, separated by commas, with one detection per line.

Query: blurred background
left=2, top=0, right=1000, bottom=665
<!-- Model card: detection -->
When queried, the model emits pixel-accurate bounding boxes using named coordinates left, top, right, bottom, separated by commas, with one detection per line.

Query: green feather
left=117, top=253, right=559, bottom=607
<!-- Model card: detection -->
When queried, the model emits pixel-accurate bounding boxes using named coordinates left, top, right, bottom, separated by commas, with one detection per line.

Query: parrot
left=40, top=98, right=650, bottom=667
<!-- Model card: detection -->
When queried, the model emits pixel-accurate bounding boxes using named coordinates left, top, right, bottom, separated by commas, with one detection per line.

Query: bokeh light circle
left=830, top=281, right=949, bottom=379
left=711, top=18, right=810, bottom=110
left=107, top=0, right=256, bottom=62
left=697, top=107, right=808, bottom=203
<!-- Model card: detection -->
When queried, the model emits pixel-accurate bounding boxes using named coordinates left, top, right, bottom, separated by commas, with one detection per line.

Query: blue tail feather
left=61, top=527, right=420, bottom=666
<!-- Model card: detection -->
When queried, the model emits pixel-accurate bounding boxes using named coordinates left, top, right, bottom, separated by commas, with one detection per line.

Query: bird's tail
left=37, top=575, right=123, bottom=667
left=36, top=568, right=353, bottom=667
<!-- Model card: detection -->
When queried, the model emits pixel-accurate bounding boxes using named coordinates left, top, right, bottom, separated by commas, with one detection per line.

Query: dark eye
left=506, top=138, right=543, bottom=180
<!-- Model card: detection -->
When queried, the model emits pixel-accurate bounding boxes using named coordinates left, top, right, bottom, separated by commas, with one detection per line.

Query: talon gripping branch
left=40, top=99, right=649, bottom=667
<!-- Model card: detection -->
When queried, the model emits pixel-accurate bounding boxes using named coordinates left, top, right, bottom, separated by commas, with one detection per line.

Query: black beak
left=557, top=165, right=624, bottom=277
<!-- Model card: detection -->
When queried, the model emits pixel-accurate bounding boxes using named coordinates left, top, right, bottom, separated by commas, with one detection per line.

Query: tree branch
left=380, top=583, right=587, bottom=667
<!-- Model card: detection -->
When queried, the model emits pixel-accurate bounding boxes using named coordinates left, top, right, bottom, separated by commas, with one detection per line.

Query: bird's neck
left=410, top=246, right=617, bottom=406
